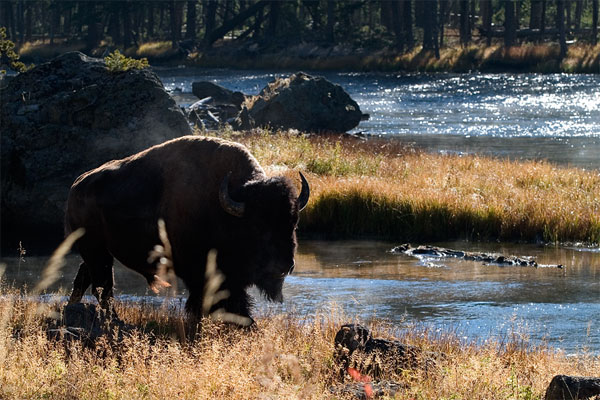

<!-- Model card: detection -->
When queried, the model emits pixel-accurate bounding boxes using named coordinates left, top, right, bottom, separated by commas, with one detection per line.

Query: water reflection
left=2, top=240, right=598, bottom=353
left=158, top=69, right=600, bottom=169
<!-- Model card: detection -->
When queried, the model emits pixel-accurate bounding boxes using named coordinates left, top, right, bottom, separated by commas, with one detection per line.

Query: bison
left=65, top=135, right=309, bottom=323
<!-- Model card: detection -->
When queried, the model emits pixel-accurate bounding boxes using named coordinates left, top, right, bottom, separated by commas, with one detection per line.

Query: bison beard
left=64, top=135, right=309, bottom=324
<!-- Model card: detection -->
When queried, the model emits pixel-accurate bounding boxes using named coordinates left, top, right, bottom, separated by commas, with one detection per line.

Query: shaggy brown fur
left=65, top=135, right=309, bottom=322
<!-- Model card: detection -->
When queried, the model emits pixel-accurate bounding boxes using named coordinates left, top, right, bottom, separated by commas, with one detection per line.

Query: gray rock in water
left=191, top=81, right=245, bottom=107
left=248, top=72, right=364, bottom=133
left=1, top=52, right=191, bottom=247
left=544, top=375, right=600, bottom=400
left=186, top=97, right=241, bottom=130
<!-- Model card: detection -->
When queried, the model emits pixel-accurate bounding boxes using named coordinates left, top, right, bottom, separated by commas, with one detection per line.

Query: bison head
left=219, top=172, right=309, bottom=301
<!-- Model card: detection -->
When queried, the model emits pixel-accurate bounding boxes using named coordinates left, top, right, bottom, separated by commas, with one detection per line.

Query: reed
left=0, top=288, right=598, bottom=400
left=215, top=130, right=600, bottom=244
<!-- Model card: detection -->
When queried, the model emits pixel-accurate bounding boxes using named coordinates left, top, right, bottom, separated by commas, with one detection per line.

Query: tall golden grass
left=216, top=130, right=600, bottom=244
left=0, top=290, right=598, bottom=399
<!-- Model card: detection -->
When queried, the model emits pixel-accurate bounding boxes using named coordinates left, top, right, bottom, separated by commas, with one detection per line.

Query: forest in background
left=1, top=0, right=598, bottom=64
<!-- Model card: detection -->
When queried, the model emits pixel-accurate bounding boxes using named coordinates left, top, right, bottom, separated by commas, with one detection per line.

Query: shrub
left=0, top=27, right=30, bottom=74
left=104, top=49, right=149, bottom=72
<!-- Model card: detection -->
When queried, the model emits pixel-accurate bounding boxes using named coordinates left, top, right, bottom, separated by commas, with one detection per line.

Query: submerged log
left=391, top=243, right=564, bottom=268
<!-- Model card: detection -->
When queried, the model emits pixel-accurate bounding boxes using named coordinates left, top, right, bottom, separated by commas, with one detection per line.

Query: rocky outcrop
left=545, top=375, right=600, bottom=400
left=191, top=81, right=245, bottom=107
left=391, top=244, right=564, bottom=268
left=47, top=303, right=133, bottom=347
left=330, top=324, right=438, bottom=399
left=186, top=96, right=241, bottom=130
left=247, top=72, right=366, bottom=133
left=1, top=52, right=191, bottom=248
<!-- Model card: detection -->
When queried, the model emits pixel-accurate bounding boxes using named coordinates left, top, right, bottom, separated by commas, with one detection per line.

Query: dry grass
left=193, top=43, right=599, bottom=73
left=212, top=130, right=600, bottom=244
left=0, top=289, right=598, bottom=400
left=134, top=41, right=178, bottom=60
left=18, top=39, right=85, bottom=60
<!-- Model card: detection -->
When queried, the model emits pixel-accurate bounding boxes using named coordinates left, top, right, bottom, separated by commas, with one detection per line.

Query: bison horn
left=219, top=172, right=245, bottom=218
left=297, top=172, right=310, bottom=212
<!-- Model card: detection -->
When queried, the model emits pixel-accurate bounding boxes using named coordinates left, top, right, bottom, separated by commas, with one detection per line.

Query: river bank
left=18, top=39, right=600, bottom=73
left=217, top=130, right=600, bottom=244
left=0, top=287, right=597, bottom=400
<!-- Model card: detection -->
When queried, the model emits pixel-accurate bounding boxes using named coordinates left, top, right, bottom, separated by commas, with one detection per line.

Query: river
left=2, top=71, right=598, bottom=354
left=1, top=240, right=599, bottom=354
left=157, top=69, right=600, bottom=170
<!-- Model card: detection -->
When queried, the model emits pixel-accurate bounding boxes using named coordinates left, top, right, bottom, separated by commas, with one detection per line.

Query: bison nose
left=288, top=262, right=295, bottom=275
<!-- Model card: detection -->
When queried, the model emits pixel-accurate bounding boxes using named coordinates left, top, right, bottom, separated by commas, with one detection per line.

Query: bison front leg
left=68, top=262, right=92, bottom=305
left=72, top=240, right=115, bottom=312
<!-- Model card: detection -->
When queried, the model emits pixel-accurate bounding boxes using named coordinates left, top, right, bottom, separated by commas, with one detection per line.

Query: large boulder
left=247, top=72, right=365, bottom=133
left=1, top=52, right=191, bottom=250
left=191, top=81, right=246, bottom=107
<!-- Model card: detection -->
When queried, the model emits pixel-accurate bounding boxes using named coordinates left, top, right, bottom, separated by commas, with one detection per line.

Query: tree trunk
left=50, top=3, right=60, bottom=45
left=565, top=0, right=571, bottom=30
left=504, top=0, right=516, bottom=47
left=380, top=1, right=394, bottom=31
left=541, top=0, right=547, bottom=33
left=266, top=1, right=279, bottom=39
left=170, top=0, right=183, bottom=48
left=186, top=1, right=197, bottom=40
left=439, top=0, right=449, bottom=48
left=403, top=0, right=413, bottom=49
left=252, top=7, right=264, bottom=39
left=459, top=0, right=470, bottom=46
left=326, top=1, right=335, bottom=43
left=422, top=0, right=436, bottom=50
left=17, top=1, right=24, bottom=44
left=24, top=2, right=32, bottom=43
left=557, top=0, right=567, bottom=59
left=530, top=0, right=543, bottom=29
left=147, top=3, right=154, bottom=39
left=573, top=0, right=582, bottom=30
left=123, top=2, right=132, bottom=49
left=481, top=0, right=492, bottom=45
left=205, top=0, right=268, bottom=46
left=64, top=3, right=72, bottom=38
left=433, top=0, right=439, bottom=57
left=391, top=0, right=404, bottom=52
left=204, top=1, right=217, bottom=41
left=593, top=0, right=598, bottom=45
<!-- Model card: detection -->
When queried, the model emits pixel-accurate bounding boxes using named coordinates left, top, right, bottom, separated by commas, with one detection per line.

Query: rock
left=391, top=244, right=564, bottom=268
left=334, top=324, right=436, bottom=380
left=232, top=105, right=255, bottom=131
left=47, top=303, right=134, bottom=346
left=329, top=381, right=405, bottom=399
left=186, top=97, right=241, bottom=130
left=248, top=72, right=365, bottom=133
left=1, top=52, right=191, bottom=248
left=544, top=375, right=600, bottom=400
left=191, top=81, right=245, bottom=107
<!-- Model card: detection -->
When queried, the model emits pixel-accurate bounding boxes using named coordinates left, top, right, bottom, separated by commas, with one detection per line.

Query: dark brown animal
left=65, top=135, right=309, bottom=323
